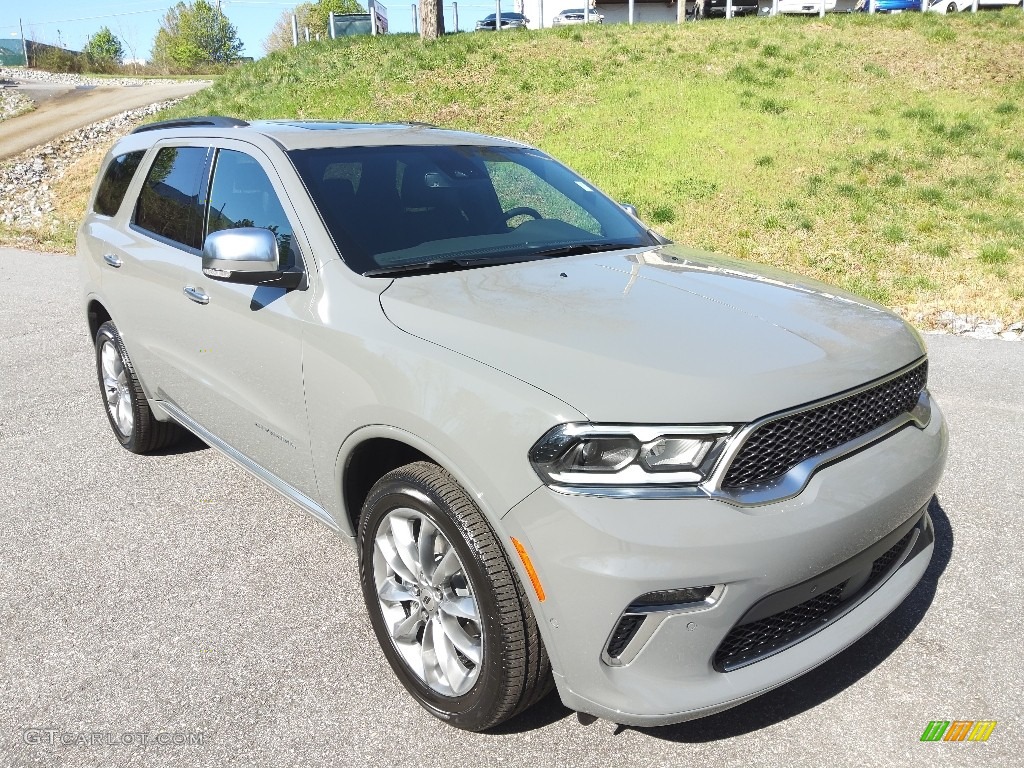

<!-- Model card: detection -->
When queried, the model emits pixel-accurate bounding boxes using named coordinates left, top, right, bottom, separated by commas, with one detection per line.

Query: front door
left=172, top=144, right=318, bottom=499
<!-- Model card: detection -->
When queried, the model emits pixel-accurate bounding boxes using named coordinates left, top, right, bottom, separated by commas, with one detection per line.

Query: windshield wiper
left=364, top=256, right=523, bottom=277
left=363, top=259, right=471, bottom=277
left=523, top=241, right=637, bottom=259
left=363, top=242, right=637, bottom=277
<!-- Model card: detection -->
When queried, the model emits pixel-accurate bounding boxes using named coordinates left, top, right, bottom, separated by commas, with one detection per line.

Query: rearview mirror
left=202, top=228, right=302, bottom=289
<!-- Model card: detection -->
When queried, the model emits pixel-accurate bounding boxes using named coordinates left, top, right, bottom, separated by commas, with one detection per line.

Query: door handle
left=183, top=286, right=209, bottom=305
left=102, top=253, right=123, bottom=268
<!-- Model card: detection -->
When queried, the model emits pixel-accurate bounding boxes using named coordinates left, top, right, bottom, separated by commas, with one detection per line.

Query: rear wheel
left=95, top=321, right=182, bottom=453
left=358, top=461, right=552, bottom=731
left=946, top=2, right=957, bottom=10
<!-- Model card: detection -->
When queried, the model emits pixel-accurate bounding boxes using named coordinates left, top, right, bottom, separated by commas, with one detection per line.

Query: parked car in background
left=475, top=12, right=530, bottom=30
left=927, top=0, right=973, bottom=11
left=80, top=116, right=947, bottom=733
left=552, top=8, right=605, bottom=24
left=777, top=0, right=837, bottom=12
left=688, top=0, right=761, bottom=14
left=873, top=0, right=922, bottom=10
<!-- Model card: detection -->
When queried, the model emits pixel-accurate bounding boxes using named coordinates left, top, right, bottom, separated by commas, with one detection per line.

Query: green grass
left=14, top=11, right=1024, bottom=323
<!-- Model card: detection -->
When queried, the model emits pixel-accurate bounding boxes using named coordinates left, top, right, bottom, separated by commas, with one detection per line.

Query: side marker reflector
left=511, top=537, right=546, bottom=602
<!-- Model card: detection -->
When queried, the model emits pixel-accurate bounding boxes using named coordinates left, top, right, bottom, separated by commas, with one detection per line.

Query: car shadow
left=493, top=497, right=953, bottom=738
left=151, top=430, right=209, bottom=456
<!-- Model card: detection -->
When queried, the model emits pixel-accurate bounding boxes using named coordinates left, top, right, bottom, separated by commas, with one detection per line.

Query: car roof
left=122, top=118, right=528, bottom=151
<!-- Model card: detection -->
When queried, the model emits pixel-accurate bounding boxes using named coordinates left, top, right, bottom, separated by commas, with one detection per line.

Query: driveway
left=0, top=80, right=207, bottom=160
left=0, top=247, right=1020, bottom=767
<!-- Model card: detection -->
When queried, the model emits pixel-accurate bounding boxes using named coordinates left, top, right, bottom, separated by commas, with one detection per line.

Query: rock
left=975, top=321, right=1004, bottom=335
left=0, top=89, right=34, bottom=122
left=963, top=328, right=1000, bottom=340
left=1000, top=331, right=1020, bottom=342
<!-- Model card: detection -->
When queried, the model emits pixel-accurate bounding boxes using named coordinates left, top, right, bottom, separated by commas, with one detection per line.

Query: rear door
left=97, top=143, right=212, bottom=397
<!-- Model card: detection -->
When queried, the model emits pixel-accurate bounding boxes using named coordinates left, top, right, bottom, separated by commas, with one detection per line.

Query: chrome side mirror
left=202, top=228, right=301, bottom=289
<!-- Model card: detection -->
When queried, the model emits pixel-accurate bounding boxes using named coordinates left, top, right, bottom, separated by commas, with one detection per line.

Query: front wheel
left=946, top=2, right=957, bottom=10
left=358, top=461, right=552, bottom=731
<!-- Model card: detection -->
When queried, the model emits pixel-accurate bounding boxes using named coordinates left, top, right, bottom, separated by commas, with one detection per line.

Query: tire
left=946, top=2, right=956, bottom=10
left=358, top=461, right=552, bottom=731
left=95, top=321, right=182, bottom=454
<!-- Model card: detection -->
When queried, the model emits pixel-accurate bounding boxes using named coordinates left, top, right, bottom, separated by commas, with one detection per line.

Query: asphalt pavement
left=0, top=247, right=1020, bottom=768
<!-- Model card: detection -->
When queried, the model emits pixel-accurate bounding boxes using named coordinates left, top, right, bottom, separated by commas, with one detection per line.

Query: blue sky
left=2, top=1, right=519, bottom=60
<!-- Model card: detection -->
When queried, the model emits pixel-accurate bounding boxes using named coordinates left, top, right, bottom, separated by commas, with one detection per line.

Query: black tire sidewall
left=95, top=322, right=142, bottom=451
left=358, top=477, right=512, bottom=730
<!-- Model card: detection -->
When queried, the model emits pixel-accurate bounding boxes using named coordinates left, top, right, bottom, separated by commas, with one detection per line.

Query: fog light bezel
left=602, top=584, right=725, bottom=667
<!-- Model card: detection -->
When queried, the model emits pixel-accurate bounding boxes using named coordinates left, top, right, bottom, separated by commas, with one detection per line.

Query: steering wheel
left=504, top=206, right=543, bottom=224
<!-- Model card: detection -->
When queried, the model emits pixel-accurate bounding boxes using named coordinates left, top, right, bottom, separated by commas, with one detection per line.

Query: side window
left=134, top=146, right=210, bottom=250
left=206, top=149, right=296, bottom=269
left=484, top=160, right=602, bottom=236
left=94, top=151, right=145, bottom=216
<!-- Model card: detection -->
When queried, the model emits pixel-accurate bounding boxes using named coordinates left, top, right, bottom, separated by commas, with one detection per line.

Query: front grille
left=713, top=528, right=916, bottom=672
left=722, top=361, right=928, bottom=490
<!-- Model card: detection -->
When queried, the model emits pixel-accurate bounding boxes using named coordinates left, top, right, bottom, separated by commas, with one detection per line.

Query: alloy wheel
left=371, top=507, right=483, bottom=697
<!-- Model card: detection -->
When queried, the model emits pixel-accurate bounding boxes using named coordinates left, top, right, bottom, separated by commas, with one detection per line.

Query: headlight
left=529, top=423, right=733, bottom=492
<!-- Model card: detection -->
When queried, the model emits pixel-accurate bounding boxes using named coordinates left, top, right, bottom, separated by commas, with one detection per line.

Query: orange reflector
left=510, top=537, right=546, bottom=602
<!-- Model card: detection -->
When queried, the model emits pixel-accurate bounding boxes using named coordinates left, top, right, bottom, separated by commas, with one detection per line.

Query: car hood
left=378, top=246, right=925, bottom=423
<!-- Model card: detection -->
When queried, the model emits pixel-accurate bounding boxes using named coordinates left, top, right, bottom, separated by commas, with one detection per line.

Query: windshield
left=289, top=144, right=658, bottom=276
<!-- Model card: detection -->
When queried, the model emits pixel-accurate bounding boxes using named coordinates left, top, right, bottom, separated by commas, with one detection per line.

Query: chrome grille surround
left=722, top=360, right=928, bottom=490
left=705, top=357, right=931, bottom=506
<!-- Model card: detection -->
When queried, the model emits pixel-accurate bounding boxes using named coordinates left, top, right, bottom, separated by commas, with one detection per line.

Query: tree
left=419, top=0, right=444, bottom=41
left=152, top=1, right=243, bottom=70
left=84, top=27, right=124, bottom=65
left=264, top=0, right=366, bottom=54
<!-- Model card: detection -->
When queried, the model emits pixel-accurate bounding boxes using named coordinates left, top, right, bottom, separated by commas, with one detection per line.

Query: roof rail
left=131, top=116, right=249, bottom=135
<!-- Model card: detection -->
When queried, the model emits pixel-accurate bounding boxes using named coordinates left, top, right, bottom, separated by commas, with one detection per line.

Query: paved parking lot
left=0, top=247, right=1020, bottom=767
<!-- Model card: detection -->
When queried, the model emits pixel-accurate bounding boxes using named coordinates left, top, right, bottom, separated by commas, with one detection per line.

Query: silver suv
left=79, top=117, right=948, bottom=731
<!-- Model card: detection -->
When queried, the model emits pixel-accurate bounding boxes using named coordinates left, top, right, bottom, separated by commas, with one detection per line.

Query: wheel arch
left=335, top=426, right=511, bottom=542
left=86, top=298, right=112, bottom=341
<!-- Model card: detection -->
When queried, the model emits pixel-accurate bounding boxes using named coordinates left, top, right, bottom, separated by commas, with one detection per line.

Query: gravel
left=0, top=66, right=210, bottom=88
left=0, top=99, right=182, bottom=230
left=0, top=89, right=34, bottom=122
left=917, top=312, right=1023, bottom=342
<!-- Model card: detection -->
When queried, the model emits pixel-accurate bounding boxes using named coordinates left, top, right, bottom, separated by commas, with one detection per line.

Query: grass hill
left=46, top=13, right=1024, bottom=321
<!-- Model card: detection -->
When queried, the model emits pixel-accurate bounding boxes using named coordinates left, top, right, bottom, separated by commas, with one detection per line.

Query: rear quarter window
left=93, top=151, right=146, bottom=217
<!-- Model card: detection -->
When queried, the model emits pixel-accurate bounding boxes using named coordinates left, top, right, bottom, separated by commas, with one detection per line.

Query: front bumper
left=501, top=401, right=947, bottom=726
